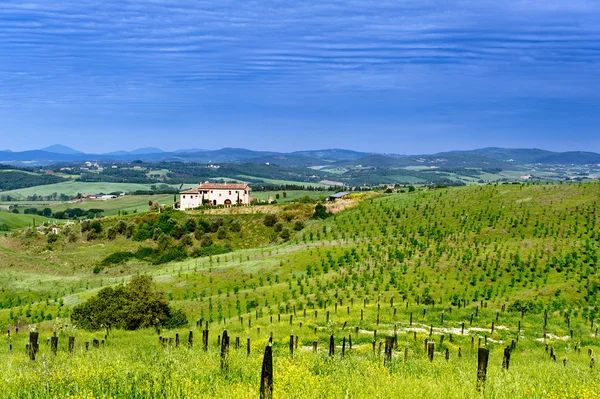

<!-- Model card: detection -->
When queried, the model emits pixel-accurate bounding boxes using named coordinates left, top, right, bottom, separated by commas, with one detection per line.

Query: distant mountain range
left=0, top=145, right=599, bottom=168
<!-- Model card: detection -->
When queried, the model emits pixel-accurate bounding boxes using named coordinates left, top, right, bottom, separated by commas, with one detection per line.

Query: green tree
left=71, top=275, right=187, bottom=330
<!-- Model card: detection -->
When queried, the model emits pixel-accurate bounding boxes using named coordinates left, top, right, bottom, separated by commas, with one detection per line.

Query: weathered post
left=188, top=331, right=193, bottom=347
left=427, top=342, right=435, bottom=361
left=220, top=330, right=229, bottom=371
left=29, top=332, right=39, bottom=361
left=342, top=337, right=346, bottom=357
left=384, top=337, right=393, bottom=365
left=51, top=336, right=58, bottom=355
left=247, top=338, right=251, bottom=356
left=175, top=333, right=180, bottom=347
left=312, top=341, right=317, bottom=352
left=477, top=347, right=489, bottom=391
left=260, top=345, right=273, bottom=399
left=502, top=346, right=511, bottom=369
left=329, top=335, right=335, bottom=357
left=445, top=348, right=449, bottom=361
left=289, top=335, right=294, bottom=356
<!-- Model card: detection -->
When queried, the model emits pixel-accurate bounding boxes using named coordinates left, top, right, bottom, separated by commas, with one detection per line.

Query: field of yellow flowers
left=2, top=326, right=600, bottom=399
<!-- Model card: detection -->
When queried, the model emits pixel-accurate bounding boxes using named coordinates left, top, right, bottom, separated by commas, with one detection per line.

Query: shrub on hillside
left=229, top=220, right=241, bottom=233
left=507, top=299, right=543, bottom=314
left=264, top=214, right=277, bottom=227
left=313, top=204, right=330, bottom=219
left=71, top=275, right=187, bottom=330
left=106, top=226, right=117, bottom=240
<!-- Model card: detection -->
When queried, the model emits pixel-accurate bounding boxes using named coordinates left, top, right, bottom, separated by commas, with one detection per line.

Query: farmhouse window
left=183, top=195, right=185, bottom=198
left=229, top=191, right=232, bottom=195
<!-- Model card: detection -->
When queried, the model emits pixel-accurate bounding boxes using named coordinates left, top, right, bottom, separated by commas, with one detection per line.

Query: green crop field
left=237, top=175, right=332, bottom=188
left=252, top=190, right=335, bottom=202
left=0, top=181, right=180, bottom=200
left=0, top=211, right=57, bottom=231
left=0, top=182, right=599, bottom=398
left=45, top=194, right=175, bottom=217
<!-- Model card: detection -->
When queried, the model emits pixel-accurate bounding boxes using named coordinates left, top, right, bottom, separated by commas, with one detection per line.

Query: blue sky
left=1, top=0, right=599, bottom=154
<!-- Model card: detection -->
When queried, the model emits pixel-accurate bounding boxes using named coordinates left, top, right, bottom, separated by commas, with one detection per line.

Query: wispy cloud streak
left=0, top=0, right=599, bottom=152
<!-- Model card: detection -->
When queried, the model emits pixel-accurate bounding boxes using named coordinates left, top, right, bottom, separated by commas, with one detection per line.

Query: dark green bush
left=71, top=275, right=187, bottom=330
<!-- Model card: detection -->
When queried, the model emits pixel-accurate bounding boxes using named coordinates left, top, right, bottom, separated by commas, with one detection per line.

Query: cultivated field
left=0, top=181, right=180, bottom=200
left=0, top=182, right=599, bottom=398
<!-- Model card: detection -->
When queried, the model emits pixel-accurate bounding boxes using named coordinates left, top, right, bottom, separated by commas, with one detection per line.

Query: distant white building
left=89, top=194, right=117, bottom=200
left=178, top=183, right=251, bottom=210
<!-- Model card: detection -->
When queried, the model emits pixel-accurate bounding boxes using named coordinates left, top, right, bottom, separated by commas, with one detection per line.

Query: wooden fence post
left=247, top=338, right=251, bottom=356
left=260, top=345, right=273, bottom=399
left=51, top=336, right=58, bottom=355
left=342, top=337, right=346, bottom=357
left=289, top=335, right=294, bottom=357
left=502, top=346, right=511, bottom=369
left=29, top=332, right=39, bottom=361
left=220, top=331, right=229, bottom=371
left=188, top=331, right=193, bottom=347
left=384, top=337, right=393, bottom=365
left=329, top=335, right=335, bottom=357
left=477, top=347, right=489, bottom=391
left=427, top=342, right=435, bottom=361
left=175, top=333, right=180, bottom=348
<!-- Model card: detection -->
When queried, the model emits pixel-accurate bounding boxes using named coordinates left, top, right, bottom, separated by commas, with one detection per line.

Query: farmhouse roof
left=180, top=189, right=200, bottom=194
left=329, top=191, right=351, bottom=199
left=198, top=183, right=250, bottom=190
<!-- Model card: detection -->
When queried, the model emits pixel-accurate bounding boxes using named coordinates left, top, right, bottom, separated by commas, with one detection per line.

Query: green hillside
left=0, top=211, right=57, bottom=230
left=0, top=181, right=180, bottom=200
left=0, top=182, right=599, bottom=398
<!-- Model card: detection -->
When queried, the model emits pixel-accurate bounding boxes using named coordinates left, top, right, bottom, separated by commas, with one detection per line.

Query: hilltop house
left=178, top=183, right=251, bottom=210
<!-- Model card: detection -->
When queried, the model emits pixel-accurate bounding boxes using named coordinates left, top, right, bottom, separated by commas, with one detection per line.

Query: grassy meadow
left=0, top=182, right=599, bottom=398
left=0, top=181, right=180, bottom=200
left=0, top=211, right=57, bottom=231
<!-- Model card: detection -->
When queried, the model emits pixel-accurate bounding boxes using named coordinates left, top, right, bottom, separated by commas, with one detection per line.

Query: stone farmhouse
left=178, top=183, right=251, bottom=210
